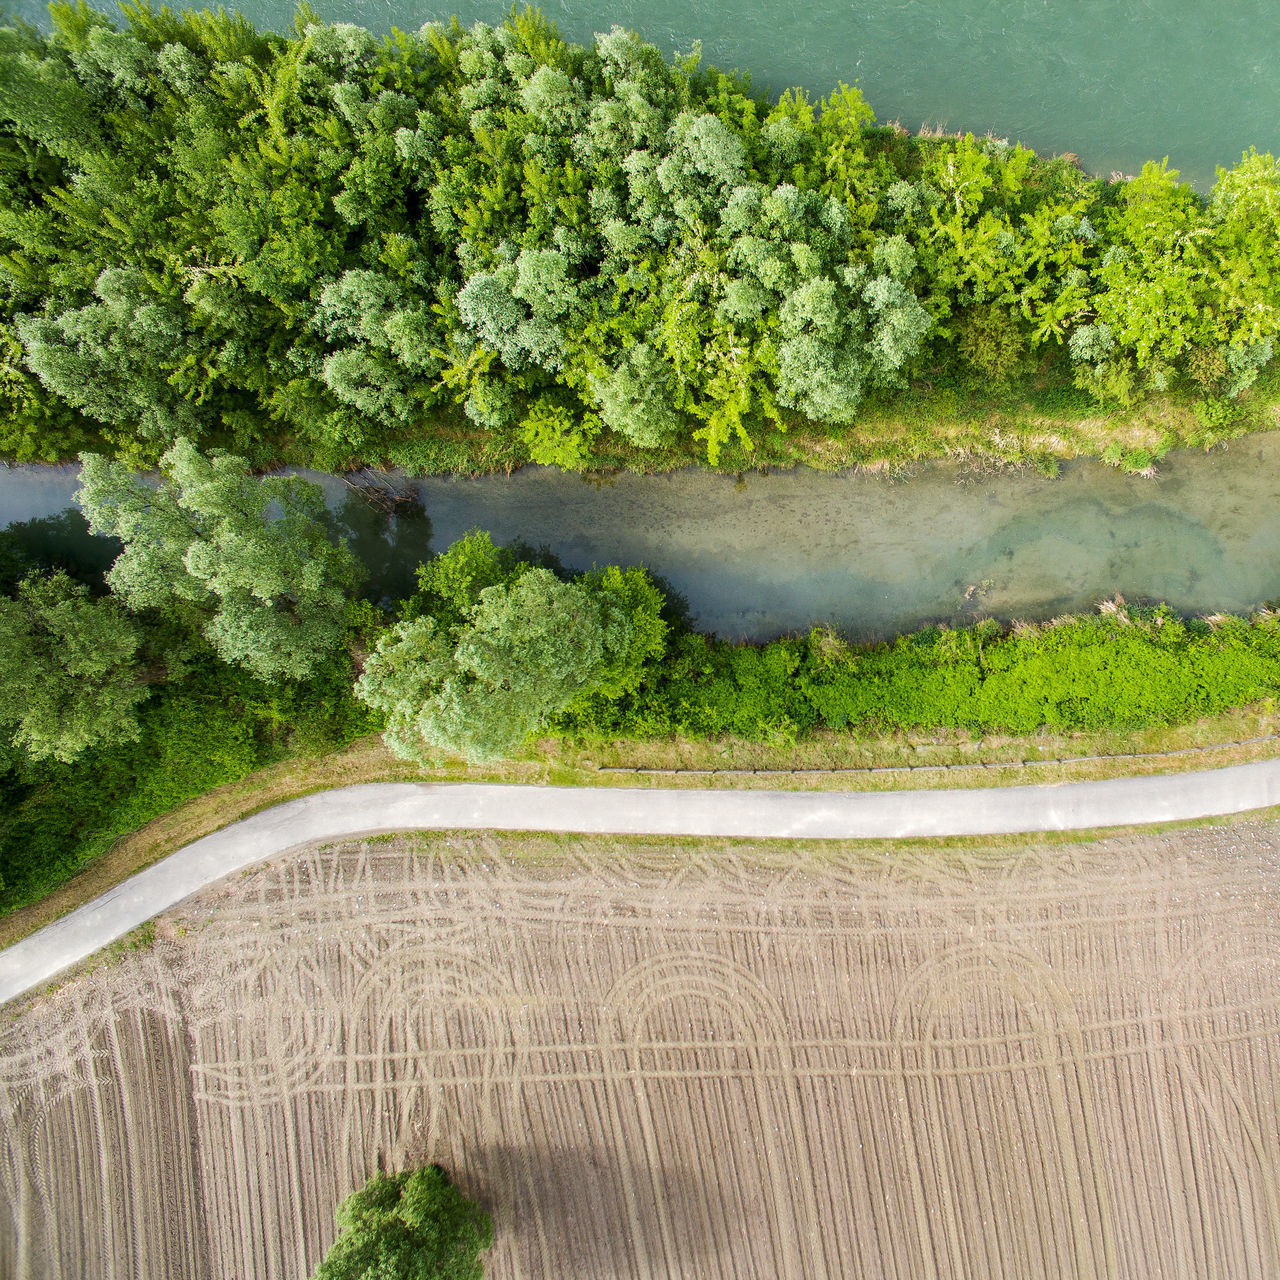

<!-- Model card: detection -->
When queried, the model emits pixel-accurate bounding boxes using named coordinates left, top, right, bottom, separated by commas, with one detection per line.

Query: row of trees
left=0, top=438, right=668, bottom=765
left=2, top=6, right=1278, bottom=470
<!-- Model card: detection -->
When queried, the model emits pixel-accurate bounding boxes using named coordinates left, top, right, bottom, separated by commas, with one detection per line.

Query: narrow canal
left=6, top=435, right=1280, bottom=641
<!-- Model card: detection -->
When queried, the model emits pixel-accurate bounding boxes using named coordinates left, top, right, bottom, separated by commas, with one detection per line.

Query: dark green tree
left=0, top=569, right=146, bottom=762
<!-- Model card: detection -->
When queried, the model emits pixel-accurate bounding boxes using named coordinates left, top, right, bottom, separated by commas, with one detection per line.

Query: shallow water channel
left=5, top=435, right=1280, bottom=642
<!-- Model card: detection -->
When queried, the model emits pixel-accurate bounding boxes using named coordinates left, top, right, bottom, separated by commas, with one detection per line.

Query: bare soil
left=3, top=823, right=1280, bottom=1279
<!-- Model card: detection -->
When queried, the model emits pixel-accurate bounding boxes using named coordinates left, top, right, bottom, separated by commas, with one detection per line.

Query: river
left=8, top=0, right=1278, bottom=189
left=6, top=436, right=1280, bottom=641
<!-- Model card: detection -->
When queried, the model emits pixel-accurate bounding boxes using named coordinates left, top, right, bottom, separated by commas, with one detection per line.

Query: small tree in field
left=77, top=438, right=359, bottom=681
left=0, top=570, right=146, bottom=762
left=311, top=1166, right=492, bottom=1280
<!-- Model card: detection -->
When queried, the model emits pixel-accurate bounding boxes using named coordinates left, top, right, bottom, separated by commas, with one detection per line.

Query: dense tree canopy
left=310, top=1166, right=491, bottom=1280
left=355, top=530, right=665, bottom=761
left=77, top=437, right=359, bottom=680
left=2, top=5, right=1278, bottom=470
left=0, top=568, right=146, bottom=761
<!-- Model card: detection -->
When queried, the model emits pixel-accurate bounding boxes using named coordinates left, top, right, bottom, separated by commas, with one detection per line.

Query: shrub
left=310, top=1166, right=492, bottom=1280
left=0, top=652, right=373, bottom=912
left=563, top=606, right=1280, bottom=746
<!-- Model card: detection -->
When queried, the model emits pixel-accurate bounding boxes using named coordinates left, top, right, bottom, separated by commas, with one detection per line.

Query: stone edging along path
left=3, top=763, right=1280, bottom=1005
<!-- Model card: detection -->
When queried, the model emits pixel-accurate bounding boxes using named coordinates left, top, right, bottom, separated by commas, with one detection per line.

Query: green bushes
left=310, top=1165, right=491, bottom=1280
left=0, top=652, right=376, bottom=913
left=564, top=606, right=1280, bottom=744
left=3, top=6, right=1280, bottom=471
left=369, top=535, right=1280, bottom=759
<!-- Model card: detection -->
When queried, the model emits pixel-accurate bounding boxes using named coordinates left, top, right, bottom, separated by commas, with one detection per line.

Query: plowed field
left=3, top=823, right=1280, bottom=1279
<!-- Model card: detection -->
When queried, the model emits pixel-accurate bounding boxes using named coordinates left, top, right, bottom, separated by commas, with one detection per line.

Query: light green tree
left=315, top=270, right=441, bottom=428
left=356, top=531, right=662, bottom=762
left=17, top=269, right=210, bottom=452
left=77, top=439, right=359, bottom=681
left=357, top=565, right=631, bottom=762
left=310, top=1165, right=491, bottom=1280
left=0, top=571, right=147, bottom=762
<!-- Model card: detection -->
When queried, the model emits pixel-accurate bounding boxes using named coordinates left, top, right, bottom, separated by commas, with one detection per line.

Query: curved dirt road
left=3, top=761, right=1280, bottom=1004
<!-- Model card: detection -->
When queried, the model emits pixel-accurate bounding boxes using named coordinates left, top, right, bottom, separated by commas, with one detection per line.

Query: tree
left=357, top=566, right=628, bottom=762
left=310, top=1166, right=491, bottom=1280
left=590, top=343, right=683, bottom=448
left=409, top=528, right=526, bottom=626
left=0, top=22, right=105, bottom=166
left=314, top=270, right=441, bottom=429
left=355, top=531, right=660, bottom=762
left=573, top=563, right=670, bottom=696
left=77, top=438, right=359, bottom=681
left=1092, top=158, right=1211, bottom=367
left=0, top=570, right=146, bottom=762
left=16, top=269, right=211, bottom=452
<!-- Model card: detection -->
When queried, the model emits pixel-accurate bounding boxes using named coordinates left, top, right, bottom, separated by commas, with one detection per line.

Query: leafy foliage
left=4, top=6, right=1276, bottom=471
left=310, top=1166, right=491, bottom=1280
left=0, top=569, right=145, bottom=762
left=356, top=531, right=662, bottom=761
left=565, top=606, right=1280, bottom=743
left=0, top=649, right=374, bottom=908
left=77, top=438, right=359, bottom=680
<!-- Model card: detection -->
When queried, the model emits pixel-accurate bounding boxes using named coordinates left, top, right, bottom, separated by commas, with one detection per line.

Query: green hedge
left=564, top=608, right=1280, bottom=743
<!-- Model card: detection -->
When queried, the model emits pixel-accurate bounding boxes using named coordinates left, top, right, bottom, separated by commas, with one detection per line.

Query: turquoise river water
left=11, top=0, right=1280, bottom=188
left=5, top=436, right=1280, bottom=642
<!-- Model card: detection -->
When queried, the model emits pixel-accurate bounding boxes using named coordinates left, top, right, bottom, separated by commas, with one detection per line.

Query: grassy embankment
left=337, top=363, right=1280, bottom=481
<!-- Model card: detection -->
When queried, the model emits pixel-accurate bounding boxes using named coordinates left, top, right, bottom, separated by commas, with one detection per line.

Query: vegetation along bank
left=3, top=446, right=1279, bottom=919
left=3, top=6, right=1280, bottom=473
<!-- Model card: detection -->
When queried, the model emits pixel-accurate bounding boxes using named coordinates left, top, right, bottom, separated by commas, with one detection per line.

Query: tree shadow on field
left=459, top=1141, right=731, bottom=1275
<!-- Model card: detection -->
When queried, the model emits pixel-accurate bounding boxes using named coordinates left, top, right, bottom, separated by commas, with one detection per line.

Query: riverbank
left=10, top=425, right=1280, bottom=643
left=7, top=477, right=1280, bottom=935
left=375, top=360, right=1280, bottom=481
left=6, top=9, right=1280, bottom=476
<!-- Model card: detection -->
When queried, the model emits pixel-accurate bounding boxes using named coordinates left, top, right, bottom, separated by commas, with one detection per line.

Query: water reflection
left=330, top=486, right=433, bottom=605
left=4, top=437, right=1280, bottom=642
left=0, top=510, right=119, bottom=592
